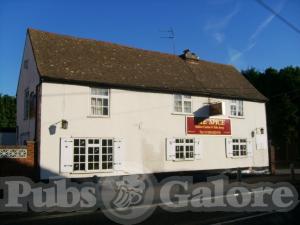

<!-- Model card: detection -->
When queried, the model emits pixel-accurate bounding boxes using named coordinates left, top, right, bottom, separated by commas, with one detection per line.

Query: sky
left=0, top=0, right=299, bottom=96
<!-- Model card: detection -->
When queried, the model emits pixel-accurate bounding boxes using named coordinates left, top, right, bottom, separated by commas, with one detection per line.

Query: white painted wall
left=39, top=82, right=269, bottom=179
left=16, top=35, right=40, bottom=144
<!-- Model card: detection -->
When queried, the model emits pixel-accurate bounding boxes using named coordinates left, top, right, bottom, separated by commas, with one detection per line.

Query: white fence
left=0, top=148, right=27, bottom=158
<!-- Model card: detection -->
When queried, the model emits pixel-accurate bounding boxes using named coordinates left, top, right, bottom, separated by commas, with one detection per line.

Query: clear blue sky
left=0, top=0, right=299, bottom=96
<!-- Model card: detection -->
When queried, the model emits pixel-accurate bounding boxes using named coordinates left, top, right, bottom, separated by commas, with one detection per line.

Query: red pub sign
left=186, top=117, right=231, bottom=135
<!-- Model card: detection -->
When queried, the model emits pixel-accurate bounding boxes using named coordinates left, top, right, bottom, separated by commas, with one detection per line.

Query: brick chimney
left=180, top=49, right=199, bottom=61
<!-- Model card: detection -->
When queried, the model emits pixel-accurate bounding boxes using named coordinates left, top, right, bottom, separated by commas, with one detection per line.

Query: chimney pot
left=180, top=49, right=199, bottom=60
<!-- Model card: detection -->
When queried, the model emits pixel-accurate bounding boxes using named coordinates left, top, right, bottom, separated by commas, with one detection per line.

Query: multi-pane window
left=101, top=139, right=113, bottom=170
left=232, top=139, right=247, bottom=157
left=73, top=139, right=86, bottom=171
left=90, top=88, right=109, bottom=116
left=73, top=138, right=113, bottom=172
left=230, top=100, right=243, bottom=117
left=87, top=139, right=100, bottom=170
left=174, top=95, right=192, bottom=113
left=23, top=88, right=29, bottom=120
left=175, top=138, right=194, bottom=160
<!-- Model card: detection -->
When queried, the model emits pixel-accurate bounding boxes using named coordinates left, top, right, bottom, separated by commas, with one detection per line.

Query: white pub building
left=17, top=29, right=269, bottom=180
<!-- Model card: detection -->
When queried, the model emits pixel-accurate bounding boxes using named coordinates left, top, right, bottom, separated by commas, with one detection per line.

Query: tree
left=242, top=66, right=300, bottom=161
left=0, top=94, right=16, bottom=128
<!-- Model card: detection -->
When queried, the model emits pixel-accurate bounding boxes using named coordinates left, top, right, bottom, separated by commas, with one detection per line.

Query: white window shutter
left=166, top=138, right=175, bottom=161
left=60, top=137, right=74, bottom=173
left=114, top=138, right=124, bottom=171
left=247, top=139, right=253, bottom=157
left=222, top=102, right=226, bottom=116
left=262, top=134, right=268, bottom=149
left=194, top=138, right=203, bottom=160
left=256, top=134, right=267, bottom=150
left=226, top=138, right=233, bottom=158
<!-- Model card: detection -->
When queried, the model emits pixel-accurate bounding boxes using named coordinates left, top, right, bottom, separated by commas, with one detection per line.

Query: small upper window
left=24, top=88, right=29, bottom=120
left=230, top=100, right=243, bottom=117
left=29, top=92, right=36, bottom=118
left=90, top=88, right=109, bottom=116
left=23, top=59, right=29, bottom=69
left=174, top=95, right=192, bottom=114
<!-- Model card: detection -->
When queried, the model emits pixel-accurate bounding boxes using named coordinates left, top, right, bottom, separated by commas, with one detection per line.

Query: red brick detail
left=0, top=141, right=37, bottom=178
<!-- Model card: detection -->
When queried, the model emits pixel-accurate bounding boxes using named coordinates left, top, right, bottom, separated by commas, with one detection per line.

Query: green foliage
left=242, top=66, right=300, bottom=157
left=0, top=94, right=16, bottom=128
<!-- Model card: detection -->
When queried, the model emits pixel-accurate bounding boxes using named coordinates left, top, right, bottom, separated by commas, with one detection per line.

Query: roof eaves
left=40, top=76, right=268, bottom=102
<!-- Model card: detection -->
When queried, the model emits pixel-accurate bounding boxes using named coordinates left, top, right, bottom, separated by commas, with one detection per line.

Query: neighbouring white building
left=17, top=29, right=269, bottom=180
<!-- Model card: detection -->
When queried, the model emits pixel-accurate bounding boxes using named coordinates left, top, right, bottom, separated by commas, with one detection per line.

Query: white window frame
left=173, top=94, right=192, bottom=114
left=231, top=138, right=248, bottom=157
left=229, top=100, right=244, bottom=117
left=174, top=138, right=195, bottom=161
left=90, top=88, right=110, bottom=117
left=73, top=138, right=114, bottom=173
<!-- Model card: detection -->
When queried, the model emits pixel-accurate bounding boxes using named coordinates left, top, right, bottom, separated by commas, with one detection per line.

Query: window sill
left=171, top=112, right=193, bottom=116
left=70, top=170, right=114, bottom=174
left=229, top=116, right=245, bottom=119
left=230, top=156, right=248, bottom=159
left=87, top=115, right=110, bottom=118
left=173, top=159, right=195, bottom=162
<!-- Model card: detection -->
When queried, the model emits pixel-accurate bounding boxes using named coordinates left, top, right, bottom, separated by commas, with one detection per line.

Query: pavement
left=275, top=169, right=300, bottom=175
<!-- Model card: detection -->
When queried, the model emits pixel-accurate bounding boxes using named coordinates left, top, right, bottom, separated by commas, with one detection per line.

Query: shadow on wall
left=0, top=128, right=16, bottom=145
left=49, top=125, right=56, bottom=135
left=0, top=157, right=65, bottom=183
left=0, top=158, right=38, bottom=179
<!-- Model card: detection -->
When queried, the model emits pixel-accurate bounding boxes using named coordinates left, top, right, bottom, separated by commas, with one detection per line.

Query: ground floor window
left=232, top=138, right=247, bottom=157
left=73, top=138, right=113, bottom=172
left=73, top=139, right=86, bottom=171
left=175, top=138, right=194, bottom=160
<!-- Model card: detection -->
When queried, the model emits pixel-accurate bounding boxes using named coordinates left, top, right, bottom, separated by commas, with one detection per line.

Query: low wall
left=0, top=141, right=37, bottom=179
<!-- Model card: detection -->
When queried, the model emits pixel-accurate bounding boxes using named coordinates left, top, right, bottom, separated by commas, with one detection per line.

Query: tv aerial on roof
left=159, top=27, right=176, bottom=55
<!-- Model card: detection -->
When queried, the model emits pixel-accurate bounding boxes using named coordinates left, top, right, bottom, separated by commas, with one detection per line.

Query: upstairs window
left=90, top=88, right=109, bottom=116
left=230, top=100, right=243, bottom=117
left=29, top=92, right=36, bottom=118
left=23, top=59, right=29, bottom=69
left=174, top=95, right=192, bottom=114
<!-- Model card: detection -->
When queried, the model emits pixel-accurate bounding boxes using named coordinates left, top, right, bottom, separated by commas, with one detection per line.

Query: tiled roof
left=28, top=28, right=267, bottom=102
